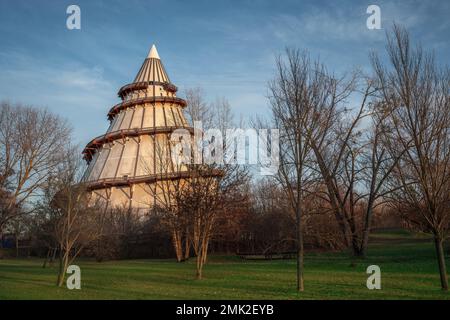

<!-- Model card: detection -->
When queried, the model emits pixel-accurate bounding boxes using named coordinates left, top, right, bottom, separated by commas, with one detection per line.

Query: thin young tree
left=268, top=49, right=337, bottom=291
left=144, top=88, right=213, bottom=262
left=38, top=146, right=101, bottom=286
left=182, top=90, right=249, bottom=278
left=149, top=135, right=191, bottom=262
left=179, top=166, right=221, bottom=279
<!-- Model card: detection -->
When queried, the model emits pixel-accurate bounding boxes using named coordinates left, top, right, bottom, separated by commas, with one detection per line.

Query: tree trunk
left=57, top=250, right=68, bottom=287
left=348, top=181, right=359, bottom=258
left=359, top=204, right=375, bottom=258
left=296, top=191, right=304, bottom=292
left=202, top=239, right=209, bottom=265
left=196, top=253, right=203, bottom=280
left=57, top=256, right=64, bottom=287
left=184, top=233, right=191, bottom=261
left=15, top=234, right=19, bottom=258
left=434, top=236, right=449, bottom=291
left=359, top=230, right=370, bottom=257
left=296, top=215, right=304, bottom=292
left=50, top=247, right=57, bottom=266
left=348, top=216, right=362, bottom=257
left=171, top=230, right=183, bottom=262
left=42, top=248, right=51, bottom=268
left=350, top=236, right=361, bottom=258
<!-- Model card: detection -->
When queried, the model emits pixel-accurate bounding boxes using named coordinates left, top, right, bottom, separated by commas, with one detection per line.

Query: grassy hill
left=0, top=230, right=449, bottom=299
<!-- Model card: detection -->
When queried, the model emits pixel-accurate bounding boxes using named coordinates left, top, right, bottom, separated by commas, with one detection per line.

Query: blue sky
left=0, top=0, right=449, bottom=145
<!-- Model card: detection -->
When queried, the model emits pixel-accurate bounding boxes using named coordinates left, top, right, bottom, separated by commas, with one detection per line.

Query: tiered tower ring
left=82, top=45, right=192, bottom=211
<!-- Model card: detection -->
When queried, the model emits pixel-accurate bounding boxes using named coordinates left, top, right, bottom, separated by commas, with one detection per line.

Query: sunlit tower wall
left=82, top=45, right=192, bottom=213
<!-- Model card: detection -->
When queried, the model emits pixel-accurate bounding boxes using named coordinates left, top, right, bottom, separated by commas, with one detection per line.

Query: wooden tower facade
left=82, top=45, right=192, bottom=212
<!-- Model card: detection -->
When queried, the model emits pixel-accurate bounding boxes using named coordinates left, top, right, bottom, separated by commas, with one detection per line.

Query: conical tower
left=82, top=45, right=192, bottom=212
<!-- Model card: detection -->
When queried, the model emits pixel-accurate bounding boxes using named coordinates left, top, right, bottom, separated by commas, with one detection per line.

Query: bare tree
left=149, top=139, right=191, bottom=263
left=180, top=166, right=221, bottom=279
left=150, top=89, right=249, bottom=278
left=357, top=101, right=407, bottom=257
left=191, top=93, right=249, bottom=279
left=302, top=70, right=378, bottom=257
left=372, top=25, right=450, bottom=290
left=268, top=47, right=400, bottom=264
left=267, top=49, right=363, bottom=290
left=0, top=102, right=71, bottom=240
left=38, top=147, right=102, bottom=286
left=143, top=88, right=212, bottom=262
left=179, top=163, right=247, bottom=279
left=184, top=88, right=213, bottom=128
left=268, top=49, right=312, bottom=291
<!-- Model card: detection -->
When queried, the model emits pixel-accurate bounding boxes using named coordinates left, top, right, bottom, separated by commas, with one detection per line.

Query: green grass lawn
left=0, top=230, right=449, bottom=300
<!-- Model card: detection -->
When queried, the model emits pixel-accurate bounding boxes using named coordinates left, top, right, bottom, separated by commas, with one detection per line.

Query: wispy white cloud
left=0, top=50, right=117, bottom=143
left=0, top=0, right=448, bottom=145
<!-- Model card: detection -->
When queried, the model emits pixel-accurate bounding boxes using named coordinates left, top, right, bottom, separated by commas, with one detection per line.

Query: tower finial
left=147, top=44, right=160, bottom=59
left=134, top=44, right=170, bottom=83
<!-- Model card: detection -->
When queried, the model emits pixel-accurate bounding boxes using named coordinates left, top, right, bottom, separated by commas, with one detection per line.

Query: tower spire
left=133, top=44, right=169, bottom=83
left=147, top=44, right=160, bottom=59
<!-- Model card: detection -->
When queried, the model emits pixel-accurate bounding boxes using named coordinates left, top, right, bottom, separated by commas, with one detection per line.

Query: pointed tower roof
left=147, top=44, right=160, bottom=59
left=134, top=44, right=170, bottom=83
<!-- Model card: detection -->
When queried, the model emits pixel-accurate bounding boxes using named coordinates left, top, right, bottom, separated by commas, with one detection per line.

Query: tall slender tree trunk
left=434, top=236, right=449, bottom=291
left=201, top=237, right=209, bottom=265
left=57, top=250, right=68, bottom=287
left=196, top=252, right=203, bottom=280
left=296, top=209, right=304, bottom=292
left=296, top=184, right=304, bottom=292
left=171, top=230, right=183, bottom=262
left=195, top=235, right=210, bottom=280
left=184, top=232, right=191, bottom=261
